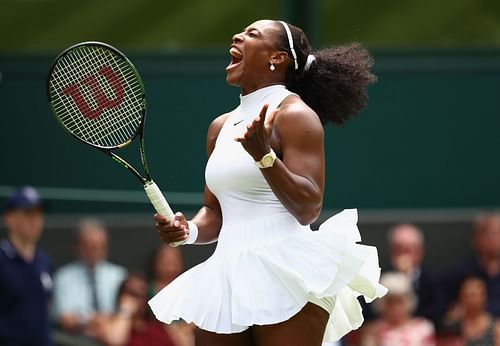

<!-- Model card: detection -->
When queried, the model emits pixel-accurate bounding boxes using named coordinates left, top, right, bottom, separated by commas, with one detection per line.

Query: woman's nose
left=232, top=32, right=244, bottom=44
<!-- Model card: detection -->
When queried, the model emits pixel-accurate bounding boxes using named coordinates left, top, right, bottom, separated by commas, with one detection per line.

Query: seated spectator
left=91, top=273, right=177, bottom=346
left=388, top=223, right=444, bottom=324
left=443, top=214, right=500, bottom=318
left=441, top=276, right=500, bottom=345
left=0, top=186, right=53, bottom=346
left=147, top=244, right=194, bottom=346
left=147, top=244, right=184, bottom=299
left=52, top=218, right=126, bottom=336
left=360, top=272, right=435, bottom=346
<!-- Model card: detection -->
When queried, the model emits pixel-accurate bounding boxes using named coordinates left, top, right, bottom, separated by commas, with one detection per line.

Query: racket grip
left=144, top=180, right=175, bottom=220
left=144, top=181, right=185, bottom=247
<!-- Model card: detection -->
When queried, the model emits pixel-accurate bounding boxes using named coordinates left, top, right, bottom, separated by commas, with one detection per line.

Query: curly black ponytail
left=276, top=22, right=377, bottom=125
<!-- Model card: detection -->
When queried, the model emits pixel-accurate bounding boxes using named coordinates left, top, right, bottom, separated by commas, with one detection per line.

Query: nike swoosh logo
left=233, top=119, right=244, bottom=126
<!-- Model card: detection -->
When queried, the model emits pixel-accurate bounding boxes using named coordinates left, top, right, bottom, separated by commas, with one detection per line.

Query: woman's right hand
left=154, top=212, right=189, bottom=245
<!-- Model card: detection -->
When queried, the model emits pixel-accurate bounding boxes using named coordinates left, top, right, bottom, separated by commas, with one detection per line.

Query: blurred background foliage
left=1, top=0, right=500, bottom=52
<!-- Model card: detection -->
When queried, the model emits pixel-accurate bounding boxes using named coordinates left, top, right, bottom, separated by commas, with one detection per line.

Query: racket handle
left=144, top=180, right=174, bottom=220
left=144, top=181, right=185, bottom=247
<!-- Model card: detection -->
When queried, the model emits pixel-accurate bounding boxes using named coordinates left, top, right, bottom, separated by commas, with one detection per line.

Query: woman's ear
left=269, top=51, right=289, bottom=68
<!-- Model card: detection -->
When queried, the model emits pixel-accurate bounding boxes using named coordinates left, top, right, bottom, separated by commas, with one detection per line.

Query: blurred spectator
left=91, top=273, right=184, bottom=346
left=0, top=186, right=53, bottom=345
left=442, top=276, right=500, bottom=345
left=146, top=244, right=195, bottom=346
left=147, top=244, right=184, bottom=299
left=443, top=214, right=500, bottom=319
left=388, top=223, right=444, bottom=323
left=52, top=218, right=126, bottom=336
left=360, top=272, right=435, bottom=346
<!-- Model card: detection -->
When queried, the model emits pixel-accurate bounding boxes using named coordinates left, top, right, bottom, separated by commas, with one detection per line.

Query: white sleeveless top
left=205, top=85, right=311, bottom=253
left=206, top=84, right=292, bottom=225
left=149, top=84, right=387, bottom=342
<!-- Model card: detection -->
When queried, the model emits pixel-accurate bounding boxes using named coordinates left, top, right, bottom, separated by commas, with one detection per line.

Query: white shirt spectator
left=52, top=260, right=126, bottom=321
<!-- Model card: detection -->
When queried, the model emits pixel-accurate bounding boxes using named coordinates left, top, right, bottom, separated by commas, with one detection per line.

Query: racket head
left=47, top=41, right=147, bottom=150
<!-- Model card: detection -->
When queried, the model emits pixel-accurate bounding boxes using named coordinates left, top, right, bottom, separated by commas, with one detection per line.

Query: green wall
left=1, top=49, right=499, bottom=213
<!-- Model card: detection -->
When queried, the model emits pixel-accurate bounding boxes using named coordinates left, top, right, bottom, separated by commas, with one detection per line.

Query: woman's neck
left=464, top=309, right=489, bottom=321
left=241, top=81, right=285, bottom=96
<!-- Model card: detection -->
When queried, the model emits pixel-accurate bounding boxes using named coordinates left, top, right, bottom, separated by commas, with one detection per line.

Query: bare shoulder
left=274, top=95, right=324, bottom=145
left=207, top=113, right=229, bottom=155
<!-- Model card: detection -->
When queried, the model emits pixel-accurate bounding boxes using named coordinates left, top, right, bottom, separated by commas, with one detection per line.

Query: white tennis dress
left=149, top=85, right=387, bottom=342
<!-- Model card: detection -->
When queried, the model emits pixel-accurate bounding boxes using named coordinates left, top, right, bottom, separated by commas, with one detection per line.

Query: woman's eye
left=248, top=32, right=257, bottom=37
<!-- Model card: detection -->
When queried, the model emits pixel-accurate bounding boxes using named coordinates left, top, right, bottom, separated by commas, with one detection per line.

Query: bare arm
left=90, top=314, right=132, bottom=346
left=155, top=115, right=227, bottom=245
left=88, top=294, right=139, bottom=346
left=235, top=98, right=324, bottom=225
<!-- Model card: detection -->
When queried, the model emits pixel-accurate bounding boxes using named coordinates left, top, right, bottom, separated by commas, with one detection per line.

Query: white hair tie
left=304, top=54, right=316, bottom=72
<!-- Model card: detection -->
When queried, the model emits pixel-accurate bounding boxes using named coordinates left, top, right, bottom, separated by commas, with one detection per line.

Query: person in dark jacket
left=0, top=186, right=53, bottom=346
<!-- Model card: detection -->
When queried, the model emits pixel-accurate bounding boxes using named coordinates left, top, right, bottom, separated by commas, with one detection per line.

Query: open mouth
left=226, top=46, right=244, bottom=71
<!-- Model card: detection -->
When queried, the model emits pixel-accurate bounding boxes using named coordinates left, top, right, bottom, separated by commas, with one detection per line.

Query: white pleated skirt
left=148, top=209, right=387, bottom=342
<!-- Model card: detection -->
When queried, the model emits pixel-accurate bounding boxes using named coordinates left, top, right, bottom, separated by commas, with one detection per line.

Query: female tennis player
left=149, top=19, right=387, bottom=346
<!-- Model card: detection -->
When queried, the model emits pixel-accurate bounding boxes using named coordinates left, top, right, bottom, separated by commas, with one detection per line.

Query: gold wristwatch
left=255, top=149, right=277, bottom=169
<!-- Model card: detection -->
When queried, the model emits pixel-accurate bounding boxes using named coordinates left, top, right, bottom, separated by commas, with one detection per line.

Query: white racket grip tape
left=144, top=180, right=174, bottom=220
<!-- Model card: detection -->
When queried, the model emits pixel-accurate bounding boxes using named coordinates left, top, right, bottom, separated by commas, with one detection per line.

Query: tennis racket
left=47, top=41, right=177, bottom=236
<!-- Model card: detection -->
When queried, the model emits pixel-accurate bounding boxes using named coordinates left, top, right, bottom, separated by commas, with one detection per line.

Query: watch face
left=262, top=156, right=274, bottom=167
left=256, top=149, right=276, bottom=168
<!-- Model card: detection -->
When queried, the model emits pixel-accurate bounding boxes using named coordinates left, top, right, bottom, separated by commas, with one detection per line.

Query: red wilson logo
left=63, top=66, right=124, bottom=119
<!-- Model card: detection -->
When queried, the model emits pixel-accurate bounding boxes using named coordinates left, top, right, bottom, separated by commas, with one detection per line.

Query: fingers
left=154, top=213, right=170, bottom=223
left=234, top=105, right=270, bottom=142
left=159, top=230, right=187, bottom=244
left=172, top=212, right=186, bottom=227
left=258, top=104, right=269, bottom=123
left=154, top=212, right=189, bottom=244
left=158, top=225, right=188, bottom=244
left=265, top=108, right=279, bottom=129
left=234, top=122, right=257, bottom=142
left=252, top=104, right=269, bottom=131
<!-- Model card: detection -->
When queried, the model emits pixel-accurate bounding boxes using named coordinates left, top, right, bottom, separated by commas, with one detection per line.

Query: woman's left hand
left=234, top=104, right=279, bottom=161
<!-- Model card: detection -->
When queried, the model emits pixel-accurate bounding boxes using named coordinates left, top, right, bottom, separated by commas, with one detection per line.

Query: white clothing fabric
left=206, top=85, right=299, bottom=227
left=149, top=85, right=387, bottom=342
left=323, top=342, right=341, bottom=346
left=52, top=260, right=126, bottom=320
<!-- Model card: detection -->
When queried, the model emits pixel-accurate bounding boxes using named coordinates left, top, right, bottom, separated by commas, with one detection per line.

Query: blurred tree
left=0, top=0, right=499, bottom=51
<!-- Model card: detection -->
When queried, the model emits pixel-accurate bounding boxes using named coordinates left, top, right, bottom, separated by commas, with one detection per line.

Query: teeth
left=230, top=47, right=243, bottom=58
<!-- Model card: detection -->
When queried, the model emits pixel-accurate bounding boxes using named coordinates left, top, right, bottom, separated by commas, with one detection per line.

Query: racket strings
left=51, top=52, right=138, bottom=147
left=51, top=51, right=94, bottom=139
left=70, top=48, right=141, bottom=145
left=49, top=45, right=145, bottom=148
left=52, top=48, right=102, bottom=136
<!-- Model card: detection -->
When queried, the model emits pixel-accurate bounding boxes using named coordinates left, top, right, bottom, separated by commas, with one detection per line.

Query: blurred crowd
left=0, top=186, right=193, bottom=346
left=1, top=186, right=499, bottom=346
left=350, top=219, right=500, bottom=346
